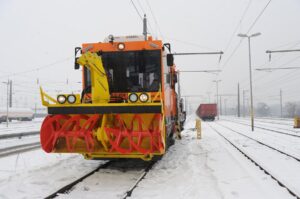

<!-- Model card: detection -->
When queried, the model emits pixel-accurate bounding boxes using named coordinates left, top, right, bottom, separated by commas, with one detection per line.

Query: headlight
left=139, top=93, right=149, bottom=102
left=57, top=95, right=66, bottom=104
left=67, top=94, right=76, bottom=104
left=118, top=43, right=125, bottom=50
left=129, top=93, right=138, bottom=103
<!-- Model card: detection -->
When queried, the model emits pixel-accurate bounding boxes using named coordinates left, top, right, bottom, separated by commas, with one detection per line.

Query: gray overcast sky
left=0, top=0, right=300, bottom=109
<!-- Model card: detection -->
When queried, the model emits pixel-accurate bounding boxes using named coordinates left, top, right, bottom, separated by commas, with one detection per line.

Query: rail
left=0, top=142, right=40, bottom=158
left=0, top=131, right=40, bottom=140
left=207, top=123, right=300, bottom=199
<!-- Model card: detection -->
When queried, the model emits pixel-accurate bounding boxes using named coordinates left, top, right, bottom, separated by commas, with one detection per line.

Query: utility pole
left=262, top=48, right=300, bottom=118
left=237, top=83, right=240, bottom=117
left=248, top=36, right=254, bottom=131
left=2, top=80, right=9, bottom=127
left=243, top=90, right=246, bottom=117
left=224, top=99, right=227, bottom=116
left=220, top=96, right=222, bottom=116
left=213, top=80, right=221, bottom=120
left=280, top=89, right=283, bottom=118
left=238, top=32, right=261, bottom=131
left=9, top=80, right=12, bottom=107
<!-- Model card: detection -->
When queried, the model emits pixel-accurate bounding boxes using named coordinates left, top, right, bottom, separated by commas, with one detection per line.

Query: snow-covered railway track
left=223, top=118, right=300, bottom=137
left=252, top=119, right=294, bottom=127
left=45, top=159, right=157, bottom=199
left=207, top=122, right=300, bottom=199
left=0, top=141, right=40, bottom=158
left=0, top=121, right=42, bottom=131
left=0, top=131, right=40, bottom=140
left=215, top=122, right=300, bottom=161
left=45, top=161, right=113, bottom=199
left=122, top=160, right=156, bottom=199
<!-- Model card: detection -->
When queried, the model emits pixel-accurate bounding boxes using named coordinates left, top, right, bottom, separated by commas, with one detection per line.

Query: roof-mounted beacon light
left=108, top=34, right=114, bottom=43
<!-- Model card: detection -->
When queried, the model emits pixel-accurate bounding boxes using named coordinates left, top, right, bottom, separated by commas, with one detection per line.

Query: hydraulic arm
left=77, top=52, right=110, bottom=103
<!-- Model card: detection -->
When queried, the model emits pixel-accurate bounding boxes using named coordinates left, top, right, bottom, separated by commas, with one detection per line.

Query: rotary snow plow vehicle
left=39, top=34, right=185, bottom=160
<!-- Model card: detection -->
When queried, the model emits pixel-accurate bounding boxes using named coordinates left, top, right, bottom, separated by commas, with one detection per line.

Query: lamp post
left=213, top=80, right=221, bottom=120
left=2, top=80, right=9, bottom=127
left=238, top=32, right=261, bottom=131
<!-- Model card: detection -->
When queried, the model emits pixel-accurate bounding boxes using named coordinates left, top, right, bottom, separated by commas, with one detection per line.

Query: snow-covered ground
left=223, top=116, right=300, bottom=134
left=0, top=117, right=43, bottom=135
left=130, top=116, right=295, bottom=199
left=0, top=134, right=39, bottom=150
left=0, top=151, right=102, bottom=199
left=0, top=118, right=43, bottom=151
left=217, top=120, right=300, bottom=159
left=210, top=120, right=300, bottom=197
left=0, top=115, right=299, bottom=198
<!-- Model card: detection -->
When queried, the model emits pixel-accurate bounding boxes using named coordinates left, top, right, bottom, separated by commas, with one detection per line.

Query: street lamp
left=2, top=80, right=9, bottom=127
left=238, top=32, right=261, bottom=131
left=213, top=80, right=221, bottom=120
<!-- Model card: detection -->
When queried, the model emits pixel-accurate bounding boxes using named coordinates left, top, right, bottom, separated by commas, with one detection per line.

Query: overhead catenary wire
left=165, top=37, right=217, bottom=51
left=249, top=54, right=300, bottom=87
left=255, top=69, right=300, bottom=93
left=223, top=0, right=252, bottom=53
left=130, top=0, right=143, bottom=20
left=221, top=0, right=273, bottom=69
left=256, top=67, right=300, bottom=71
left=238, top=41, right=300, bottom=87
left=208, top=0, right=272, bottom=100
left=0, top=56, right=73, bottom=79
left=145, top=0, right=164, bottom=40
left=246, top=0, right=272, bottom=34
left=253, top=70, right=300, bottom=99
left=136, top=0, right=146, bottom=15
left=130, top=0, right=155, bottom=37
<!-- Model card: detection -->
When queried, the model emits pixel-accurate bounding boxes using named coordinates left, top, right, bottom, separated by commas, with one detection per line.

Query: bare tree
left=285, top=102, right=297, bottom=118
left=256, top=102, right=270, bottom=117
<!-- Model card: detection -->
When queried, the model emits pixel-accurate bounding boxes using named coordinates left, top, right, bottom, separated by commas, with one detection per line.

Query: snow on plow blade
left=40, top=113, right=165, bottom=159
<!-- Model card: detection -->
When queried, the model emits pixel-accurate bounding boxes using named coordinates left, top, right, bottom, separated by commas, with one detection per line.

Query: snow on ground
left=224, top=116, right=300, bottom=134
left=211, top=121, right=300, bottom=197
left=0, top=135, right=39, bottom=150
left=0, top=150, right=102, bottom=199
left=0, top=115, right=298, bottom=199
left=0, top=117, right=43, bottom=135
left=0, top=118, right=42, bottom=153
left=130, top=115, right=293, bottom=199
left=217, top=120, right=300, bottom=159
left=57, top=161, right=147, bottom=199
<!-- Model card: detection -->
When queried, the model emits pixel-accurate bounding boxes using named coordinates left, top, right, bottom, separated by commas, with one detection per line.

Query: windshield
left=102, top=50, right=161, bottom=92
left=84, top=50, right=161, bottom=93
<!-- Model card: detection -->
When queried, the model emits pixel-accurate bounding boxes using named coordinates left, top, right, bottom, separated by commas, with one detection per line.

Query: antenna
left=143, top=14, right=147, bottom=40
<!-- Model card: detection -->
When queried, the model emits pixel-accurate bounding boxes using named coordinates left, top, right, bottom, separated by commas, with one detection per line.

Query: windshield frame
left=83, top=49, right=162, bottom=93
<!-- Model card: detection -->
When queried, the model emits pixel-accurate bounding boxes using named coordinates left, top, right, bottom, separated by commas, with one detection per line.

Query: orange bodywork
left=81, top=38, right=177, bottom=119
left=40, top=36, right=179, bottom=160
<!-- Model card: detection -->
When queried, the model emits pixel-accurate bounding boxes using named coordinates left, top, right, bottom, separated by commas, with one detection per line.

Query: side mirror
left=167, top=54, right=174, bottom=66
left=163, top=43, right=171, bottom=52
left=74, top=47, right=81, bottom=70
